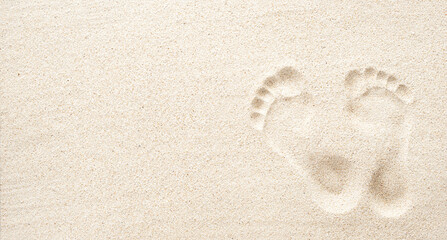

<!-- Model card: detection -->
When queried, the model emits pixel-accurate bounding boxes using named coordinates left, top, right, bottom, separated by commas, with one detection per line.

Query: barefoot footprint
left=250, top=66, right=379, bottom=214
left=345, top=67, right=414, bottom=218
left=250, top=66, right=414, bottom=217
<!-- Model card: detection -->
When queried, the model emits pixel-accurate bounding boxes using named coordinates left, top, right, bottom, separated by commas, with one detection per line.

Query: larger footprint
left=250, top=67, right=379, bottom=214
left=344, top=67, right=414, bottom=218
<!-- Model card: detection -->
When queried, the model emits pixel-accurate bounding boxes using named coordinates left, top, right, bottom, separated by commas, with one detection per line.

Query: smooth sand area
left=1, top=1, right=447, bottom=239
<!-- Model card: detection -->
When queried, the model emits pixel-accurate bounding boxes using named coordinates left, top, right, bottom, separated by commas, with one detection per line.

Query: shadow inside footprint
left=370, top=165, right=407, bottom=202
left=309, top=154, right=351, bottom=194
left=368, top=161, right=413, bottom=218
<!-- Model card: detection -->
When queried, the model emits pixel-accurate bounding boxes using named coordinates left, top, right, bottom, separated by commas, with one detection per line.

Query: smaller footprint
left=344, top=67, right=414, bottom=218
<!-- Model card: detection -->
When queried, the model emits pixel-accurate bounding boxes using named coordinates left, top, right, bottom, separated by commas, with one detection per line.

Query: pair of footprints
left=250, top=66, right=414, bottom=218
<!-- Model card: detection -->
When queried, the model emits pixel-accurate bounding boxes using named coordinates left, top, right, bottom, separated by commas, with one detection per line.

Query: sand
left=1, top=1, right=447, bottom=239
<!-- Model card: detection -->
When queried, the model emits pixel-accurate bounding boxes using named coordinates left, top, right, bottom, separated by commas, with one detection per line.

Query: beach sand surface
left=1, top=1, right=447, bottom=239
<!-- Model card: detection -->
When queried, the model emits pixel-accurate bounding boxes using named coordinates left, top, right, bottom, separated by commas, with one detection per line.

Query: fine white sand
left=1, top=1, right=447, bottom=239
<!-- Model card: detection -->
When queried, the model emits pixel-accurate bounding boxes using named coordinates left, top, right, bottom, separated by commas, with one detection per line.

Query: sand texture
left=1, top=1, right=447, bottom=239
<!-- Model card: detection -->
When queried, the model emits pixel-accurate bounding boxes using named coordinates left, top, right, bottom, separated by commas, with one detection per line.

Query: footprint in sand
left=345, top=68, right=414, bottom=218
left=249, top=66, right=414, bottom=217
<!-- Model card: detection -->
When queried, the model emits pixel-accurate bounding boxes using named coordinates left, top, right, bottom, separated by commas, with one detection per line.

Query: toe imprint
left=344, top=68, right=414, bottom=133
left=345, top=67, right=414, bottom=104
left=249, top=66, right=307, bottom=131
